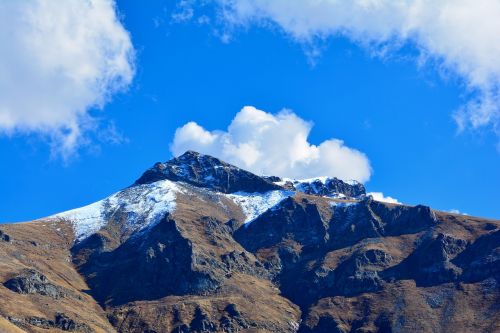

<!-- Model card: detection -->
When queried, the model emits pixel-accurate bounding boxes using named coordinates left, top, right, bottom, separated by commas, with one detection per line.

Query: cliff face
left=0, top=152, right=498, bottom=333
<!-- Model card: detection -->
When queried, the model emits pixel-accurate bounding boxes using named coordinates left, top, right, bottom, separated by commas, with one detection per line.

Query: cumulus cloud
left=0, top=0, right=134, bottom=159
left=368, top=192, right=401, bottom=205
left=171, top=106, right=372, bottom=182
left=191, top=0, right=500, bottom=136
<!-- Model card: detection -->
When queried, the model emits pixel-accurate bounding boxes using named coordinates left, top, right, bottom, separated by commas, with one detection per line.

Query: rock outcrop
left=4, top=269, right=71, bottom=299
left=0, top=229, right=10, bottom=242
left=135, top=151, right=281, bottom=193
left=7, top=313, right=90, bottom=332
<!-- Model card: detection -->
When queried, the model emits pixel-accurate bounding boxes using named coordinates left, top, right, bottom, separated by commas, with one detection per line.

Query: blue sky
left=1, top=0, right=499, bottom=221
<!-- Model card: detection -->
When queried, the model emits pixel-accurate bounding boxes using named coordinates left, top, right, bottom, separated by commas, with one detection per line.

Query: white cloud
left=448, top=209, right=468, bottom=215
left=171, top=106, right=372, bottom=182
left=368, top=192, right=401, bottom=205
left=205, top=0, right=500, bottom=136
left=0, top=0, right=134, bottom=159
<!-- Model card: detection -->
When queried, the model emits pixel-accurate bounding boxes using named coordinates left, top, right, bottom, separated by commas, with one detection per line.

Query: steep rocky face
left=369, top=200, right=439, bottom=235
left=453, top=229, right=500, bottom=283
left=72, top=215, right=219, bottom=306
left=235, top=196, right=332, bottom=253
left=0, top=151, right=499, bottom=333
left=135, top=151, right=281, bottom=194
left=234, top=195, right=445, bottom=309
left=382, top=232, right=467, bottom=286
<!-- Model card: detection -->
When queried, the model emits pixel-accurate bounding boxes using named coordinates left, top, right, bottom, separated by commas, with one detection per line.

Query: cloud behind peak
left=171, top=106, right=372, bottom=182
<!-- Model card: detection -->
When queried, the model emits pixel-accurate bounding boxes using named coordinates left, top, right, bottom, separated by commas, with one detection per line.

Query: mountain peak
left=135, top=151, right=367, bottom=198
left=135, top=151, right=281, bottom=193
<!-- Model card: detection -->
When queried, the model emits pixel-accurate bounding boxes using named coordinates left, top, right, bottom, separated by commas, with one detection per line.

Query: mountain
left=0, top=151, right=498, bottom=333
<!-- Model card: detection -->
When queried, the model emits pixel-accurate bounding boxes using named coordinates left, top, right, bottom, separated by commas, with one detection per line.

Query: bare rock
left=3, top=269, right=69, bottom=299
left=134, top=151, right=280, bottom=194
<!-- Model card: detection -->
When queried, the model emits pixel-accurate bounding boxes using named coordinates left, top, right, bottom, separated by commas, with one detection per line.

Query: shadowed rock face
left=324, top=248, right=391, bottom=296
left=72, top=216, right=220, bottom=306
left=135, top=151, right=281, bottom=193
left=369, top=201, right=439, bottom=235
left=233, top=194, right=499, bottom=323
left=235, top=197, right=330, bottom=253
left=382, top=233, right=467, bottom=286
left=453, top=229, right=500, bottom=282
left=236, top=196, right=439, bottom=260
left=71, top=214, right=272, bottom=308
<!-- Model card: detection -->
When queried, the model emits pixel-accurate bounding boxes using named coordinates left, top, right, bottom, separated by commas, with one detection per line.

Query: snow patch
left=52, top=180, right=182, bottom=242
left=330, top=201, right=359, bottom=208
left=54, top=200, right=105, bottom=241
left=225, top=190, right=293, bottom=224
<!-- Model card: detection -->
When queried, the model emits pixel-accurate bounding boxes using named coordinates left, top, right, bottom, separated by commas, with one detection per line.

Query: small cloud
left=170, top=106, right=372, bottom=182
left=368, top=192, right=401, bottom=204
left=98, top=122, right=128, bottom=146
left=448, top=209, right=469, bottom=216
left=363, top=119, right=372, bottom=130
left=153, top=17, right=163, bottom=28
left=197, top=15, right=211, bottom=25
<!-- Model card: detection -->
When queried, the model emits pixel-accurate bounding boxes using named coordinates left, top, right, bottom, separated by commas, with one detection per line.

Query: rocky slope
left=0, top=151, right=498, bottom=333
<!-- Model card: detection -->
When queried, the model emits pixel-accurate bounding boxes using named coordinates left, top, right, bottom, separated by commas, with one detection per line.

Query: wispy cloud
left=171, top=0, right=195, bottom=23
left=171, top=106, right=372, bottom=182
left=180, top=0, right=500, bottom=142
left=0, top=0, right=135, bottom=160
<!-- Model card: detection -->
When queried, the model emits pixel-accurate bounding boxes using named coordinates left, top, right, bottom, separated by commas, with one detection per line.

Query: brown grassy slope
left=0, top=220, right=116, bottom=333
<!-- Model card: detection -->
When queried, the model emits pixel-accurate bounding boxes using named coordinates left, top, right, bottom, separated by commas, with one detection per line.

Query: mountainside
left=0, top=151, right=499, bottom=333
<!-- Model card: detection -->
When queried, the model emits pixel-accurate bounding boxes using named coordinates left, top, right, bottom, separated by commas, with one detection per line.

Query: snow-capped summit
left=52, top=151, right=369, bottom=243
left=135, top=151, right=365, bottom=199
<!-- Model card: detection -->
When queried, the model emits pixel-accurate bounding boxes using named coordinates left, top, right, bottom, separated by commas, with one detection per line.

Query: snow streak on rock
left=225, top=190, right=294, bottom=224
